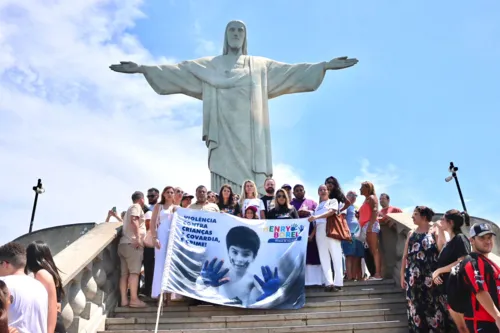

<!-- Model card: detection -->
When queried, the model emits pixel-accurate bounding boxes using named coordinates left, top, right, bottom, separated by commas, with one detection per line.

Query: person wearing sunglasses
left=267, top=189, right=298, bottom=220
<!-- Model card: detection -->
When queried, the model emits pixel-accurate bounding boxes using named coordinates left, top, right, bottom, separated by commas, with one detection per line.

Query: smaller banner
left=161, top=207, right=309, bottom=309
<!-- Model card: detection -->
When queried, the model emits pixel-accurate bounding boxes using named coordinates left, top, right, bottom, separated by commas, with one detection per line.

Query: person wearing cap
left=180, top=193, right=194, bottom=208
left=460, top=222, right=500, bottom=332
left=244, top=205, right=259, bottom=219
left=281, top=184, right=293, bottom=204
left=118, top=191, right=147, bottom=308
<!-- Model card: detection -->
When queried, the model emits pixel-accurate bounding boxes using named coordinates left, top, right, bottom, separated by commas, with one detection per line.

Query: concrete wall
left=13, top=223, right=97, bottom=256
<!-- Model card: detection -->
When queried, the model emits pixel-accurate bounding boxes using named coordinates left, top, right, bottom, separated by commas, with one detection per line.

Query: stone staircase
left=101, top=279, right=408, bottom=333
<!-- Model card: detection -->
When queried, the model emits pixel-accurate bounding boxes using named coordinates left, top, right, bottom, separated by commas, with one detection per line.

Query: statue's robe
left=142, top=55, right=326, bottom=194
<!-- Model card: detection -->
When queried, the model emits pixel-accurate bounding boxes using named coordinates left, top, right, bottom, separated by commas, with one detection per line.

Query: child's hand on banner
left=200, top=258, right=230, bottom=287
left=254, top=266, right=280, bottom=301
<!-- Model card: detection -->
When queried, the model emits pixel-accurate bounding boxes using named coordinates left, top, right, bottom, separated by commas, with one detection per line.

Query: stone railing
left=53, top=222, right=123, bottom=333
left=14, top=223, right=97, bottom=256
left=381, top=213, right=500, bottom=284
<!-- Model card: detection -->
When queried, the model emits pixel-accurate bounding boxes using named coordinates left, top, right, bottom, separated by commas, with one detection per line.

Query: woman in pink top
left=359, top=181, right=382, bottom=280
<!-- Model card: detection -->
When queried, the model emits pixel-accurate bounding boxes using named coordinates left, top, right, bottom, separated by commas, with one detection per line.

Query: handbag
left=326, top=209, right=352, bottom=242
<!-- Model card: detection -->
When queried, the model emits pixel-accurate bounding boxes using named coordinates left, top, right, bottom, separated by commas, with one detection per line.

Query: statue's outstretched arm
left=324, top=56, right=358, bottom=70
left=109, top=61, right=144, bottom=74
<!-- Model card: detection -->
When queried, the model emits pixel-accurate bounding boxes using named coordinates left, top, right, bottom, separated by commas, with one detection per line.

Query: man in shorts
left=118, top=191, right=147, bottom=307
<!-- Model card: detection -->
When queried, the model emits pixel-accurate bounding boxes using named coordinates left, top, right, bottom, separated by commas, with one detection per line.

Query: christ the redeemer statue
left=110, top=20, right=358, bottom=194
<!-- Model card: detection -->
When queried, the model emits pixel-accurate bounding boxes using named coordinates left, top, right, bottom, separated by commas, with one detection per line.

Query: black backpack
left=445, top=255, right=470, bottom=314
left=446, top=252, right=493, bottom=314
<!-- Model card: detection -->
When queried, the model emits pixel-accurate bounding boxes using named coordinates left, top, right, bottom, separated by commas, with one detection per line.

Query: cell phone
left=112, top=207, right=117, bottom=213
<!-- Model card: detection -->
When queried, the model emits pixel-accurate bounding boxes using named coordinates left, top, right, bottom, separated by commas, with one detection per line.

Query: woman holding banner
left=150, top=186, right=178, bottom=304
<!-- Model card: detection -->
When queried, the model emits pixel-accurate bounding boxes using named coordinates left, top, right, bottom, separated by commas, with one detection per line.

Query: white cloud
left=0, top=0, right=211, bottom=244
left=342, top=158, right=400, bottom=196
left=0, top=0, right=303, bottom=244
left=272, top=164, right=315, bottom=199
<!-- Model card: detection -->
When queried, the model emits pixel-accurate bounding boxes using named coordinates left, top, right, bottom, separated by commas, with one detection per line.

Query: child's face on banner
left=228, top=245, right=255, bottom=272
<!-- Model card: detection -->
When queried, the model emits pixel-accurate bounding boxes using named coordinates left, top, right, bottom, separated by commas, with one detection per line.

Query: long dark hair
left=218, top=184, right=235, bottom=207
left=444, top=209, right=470, bottom=233
left=0, top=280, right=10, bottom=332
left=25, top=241, right=64, bottom=297
left=325, top=176, right=346, bottom=203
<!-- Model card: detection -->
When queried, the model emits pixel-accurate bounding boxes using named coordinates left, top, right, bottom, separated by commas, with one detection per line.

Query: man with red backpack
left=457, top=223, right=500, bottom=332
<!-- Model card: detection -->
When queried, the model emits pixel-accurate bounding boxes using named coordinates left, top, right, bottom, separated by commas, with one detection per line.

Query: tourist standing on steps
left=118, top=191, right=147, bottom=308
left=341, top=191, right=364, bottom=281
left=290, top=185, right=322, bottom=286
left=267, top=189, right=299, bottom=220
left=180, top=192, right=194, bottom=208
left=309, top=185, right=344, bottom=292
left=460, top=223, right=500, bottom=332
left=218, top=184, right=241, bottom=216
left=281, top=184, right=293, bottom=206
left=147, top=188, right=160, bottom=210
left=25, top=241, right=67, bottom=333
left=378, top=193, right=402, bottom=227
left=260, top=178, right=276, bottom=218
left=359, top=181, right=383, bottom=280
left=189, top=186, right=220, bottom=212
left=173, top=187, right=183, bottom=206
left=150, top=186, right=178, bottom=303
left=141, top=205, right=155, bottom=299
left=0, top=242, right=48, bottom=333
left=402, top=206, right=446, bottom=332
left=239, top=180, right=265, bottom=219
left=432, top=210, right=471, bottom=332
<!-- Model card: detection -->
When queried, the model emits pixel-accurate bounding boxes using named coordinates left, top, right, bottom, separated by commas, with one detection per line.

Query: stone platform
left=101, top=279, right=407, bottom=333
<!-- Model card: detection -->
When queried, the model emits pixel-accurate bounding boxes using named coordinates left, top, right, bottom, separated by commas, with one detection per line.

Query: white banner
left=160, top=207, right=309, bottom=309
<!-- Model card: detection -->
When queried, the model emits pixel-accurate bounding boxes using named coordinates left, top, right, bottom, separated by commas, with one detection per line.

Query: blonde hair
left=275, top=189, right=292, bottom=209
left=361, top=181, right=376, bottom=196
left=240, top=179, right=258, bottom=205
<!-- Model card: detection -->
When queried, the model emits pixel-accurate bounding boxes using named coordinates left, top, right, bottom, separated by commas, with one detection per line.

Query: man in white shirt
left=0, top=242, right=48, bottom=333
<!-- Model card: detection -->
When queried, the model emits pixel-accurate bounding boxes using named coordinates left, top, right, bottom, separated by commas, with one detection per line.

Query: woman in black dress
left=432, top=209, right=471, bottom=333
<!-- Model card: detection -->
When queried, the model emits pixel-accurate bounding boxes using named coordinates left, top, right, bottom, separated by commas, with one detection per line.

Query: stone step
left=107, top=308, right=406, bottom=330
left=101, top=319, right=407, bottom=332
left=113, top=296, right=406, bottom=318
left=142, top=286, right=402, bottom=307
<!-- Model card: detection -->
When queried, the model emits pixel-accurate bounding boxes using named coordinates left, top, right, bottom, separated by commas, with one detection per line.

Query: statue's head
left=223, top=20, right=247, bottom=55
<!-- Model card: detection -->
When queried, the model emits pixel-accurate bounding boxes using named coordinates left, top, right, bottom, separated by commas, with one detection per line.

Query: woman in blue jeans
left=341, top=191, right=365, bottom=281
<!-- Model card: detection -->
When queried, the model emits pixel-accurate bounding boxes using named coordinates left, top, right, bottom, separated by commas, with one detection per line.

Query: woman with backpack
left=432, top=210, right=471, bottom=333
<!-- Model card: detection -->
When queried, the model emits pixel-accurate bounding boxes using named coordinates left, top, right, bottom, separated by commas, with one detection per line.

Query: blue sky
left=0, top=0, right=499, bottom=243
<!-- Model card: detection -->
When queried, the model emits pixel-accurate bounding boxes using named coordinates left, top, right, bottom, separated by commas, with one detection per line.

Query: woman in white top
left=150, top=186, right=177, bottom=303
left=239, top=180, right=265, bottom=219
left=308, top=184, right=344, bottom=292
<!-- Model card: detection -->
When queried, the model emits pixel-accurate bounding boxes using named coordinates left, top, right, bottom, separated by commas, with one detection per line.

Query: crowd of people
left=107, top=175, right=500, bottom=333
left=1, top=176, right=500, bottom=333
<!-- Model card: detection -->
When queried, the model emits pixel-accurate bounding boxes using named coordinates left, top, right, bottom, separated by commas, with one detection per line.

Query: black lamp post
left=445, top=162, right=469, bottom=225
left=28, top=179, right=45, bottom=234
